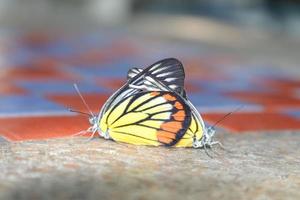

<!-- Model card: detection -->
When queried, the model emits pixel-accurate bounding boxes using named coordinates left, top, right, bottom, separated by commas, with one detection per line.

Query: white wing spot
left=165, top=77, right=177, bottom=82
left=144, top=80, right=152, bottom=85
left=157, top=72, right=172, bottom=77
left=169, top=84, right=177, bottom=89
left=150, top=63, right=161, bottom=71
left=152, top=66, right=169, bottom=74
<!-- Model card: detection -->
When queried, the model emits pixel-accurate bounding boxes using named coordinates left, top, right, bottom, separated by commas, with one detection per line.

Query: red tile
left=0, top=83, right=27, bottom=95
left=183, top=58, right=229, bottom=81
left=67, top=40, right=138, bottom=66
left=9, top=57, right=61, bottom=69
left=264, top=78, right=300, bottom=89
left=31, top=57, right=61, bottom=69
left=226, top=91, right=300, bottom=109
left=46, top=93, right=110, bottom=113
left=203, top=112, right=300, bottom=132
left=0, top=115, right=90, bottom=141
left=20, top=32, right=54, bottom=47
left=185, top=81, right=202, bottom=93
left=97, top=78, right=126, bottom=90
left=0, top=67, right=78, bottom=81
left=255, top=78, right=300, bottom=95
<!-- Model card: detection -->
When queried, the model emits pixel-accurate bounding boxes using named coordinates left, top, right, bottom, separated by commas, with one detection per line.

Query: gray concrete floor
left=0, top=132, right=299, bottom=200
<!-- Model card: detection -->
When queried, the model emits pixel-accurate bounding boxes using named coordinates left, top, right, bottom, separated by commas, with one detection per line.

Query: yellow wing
left=174, top=114, right=204, bottom=147
left=99, top=91, right=191, bottom=146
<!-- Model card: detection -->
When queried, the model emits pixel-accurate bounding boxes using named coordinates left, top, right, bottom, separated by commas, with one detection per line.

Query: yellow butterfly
left=85, top=58, right=219, bottom=149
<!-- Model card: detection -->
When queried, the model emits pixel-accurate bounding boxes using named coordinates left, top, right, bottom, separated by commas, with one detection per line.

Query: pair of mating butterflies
left=83, top=58, right=219, bottom=149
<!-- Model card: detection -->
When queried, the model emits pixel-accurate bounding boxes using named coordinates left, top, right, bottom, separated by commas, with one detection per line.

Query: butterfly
left=83, top=58, right=219, bottom=149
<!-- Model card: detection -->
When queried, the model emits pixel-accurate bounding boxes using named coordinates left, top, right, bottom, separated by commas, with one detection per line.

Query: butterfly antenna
left=68, top=108, right=92, bottom=117
left=211, top=105, right=244, bottom=129
left=73, top=83, right=94, bottom=117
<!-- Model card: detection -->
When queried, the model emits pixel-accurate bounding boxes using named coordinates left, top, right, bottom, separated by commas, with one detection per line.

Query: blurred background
left=0, top=0, right=299, bottom=68
left=0, top=0, right=300, bottom=32
left=0, top=0, right=299, bottom=135
left=1, top=1, right=300, bottom=199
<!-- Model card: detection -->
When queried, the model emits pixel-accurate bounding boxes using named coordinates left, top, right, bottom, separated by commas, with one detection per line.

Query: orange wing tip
left=158, top=137, right=173, bottom=144
left=160, top=121, right=182, bottom=132
left=157, top=130, right=176, bottom=139
left=172, top=110, right=186, bottom=121
left=163, top=93, right=177, bottom=101
left=150, top=91, right=160, bottom=96
left=174, top=101, right=183, bottom=109
left=157, top=132, right=174, bottom=144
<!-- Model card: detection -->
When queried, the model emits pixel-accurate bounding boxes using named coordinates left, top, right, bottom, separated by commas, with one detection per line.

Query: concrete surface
left=0, top=132, right=299, bottom=200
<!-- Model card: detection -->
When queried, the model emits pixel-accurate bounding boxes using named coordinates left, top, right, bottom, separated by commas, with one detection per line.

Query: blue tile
left=0, top=95, right=67, bottom=115
left=188, top=93, right=242, bottom=106
left=188, top=92, right=263, bottom=113
left=194, top=79, right=267, bottom=93
left=17, top=80, right=109, bottom=94
left=282, top=109, right=300, bottom=119
left=7, top=47, right=37, bottom=66
left=70, top=33, right=111, bottom=50
left=42, top=42, right=76, bottom=57
left=224, top=66, right=288, bottom=82
left=67, top=59, right=137, bottom=78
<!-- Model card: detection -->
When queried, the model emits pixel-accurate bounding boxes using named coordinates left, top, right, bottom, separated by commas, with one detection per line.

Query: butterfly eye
left=88, top=117, right=93, bottom=125
left=89, top=117, right=96, bottom=125
left=206, top=127, right=216, bottom=137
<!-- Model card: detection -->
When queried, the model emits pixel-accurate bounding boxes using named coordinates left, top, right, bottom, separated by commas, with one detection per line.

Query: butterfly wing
left=127, top=67, right=143, bottom=80
left=175, top=115, right=204, bottom=147
left=98, top=58, right=186, bottom=122
left=99, top=91, right=191, bottom=146
left=127, top=58, right=186, bottom=95
left=142, top=73, right=208, bottom=148
left=144, top=58, right=185, bottom=94
left=136, top=73, right=206, bottom=131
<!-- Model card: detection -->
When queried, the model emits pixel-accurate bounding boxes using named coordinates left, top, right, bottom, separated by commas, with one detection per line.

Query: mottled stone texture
left=0, top=132, right=299, bottom=200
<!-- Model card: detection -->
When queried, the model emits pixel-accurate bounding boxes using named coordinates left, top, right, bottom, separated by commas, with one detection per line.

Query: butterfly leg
left=193, top=139, right=214, bottom=158
left=71, top=130, right=89, bottom=137
left=210, top=141, right=225, bottom=150
left=209, top=145, right=221, bottom=156
left=85, top=129, right=99, bottom=142
left=203, top=144, right=214, bottom=158
left=207, top=140, right=227, bottom=156
left=71, top=125, right=96, bottom=137
left=99, top=129, right=110, bottom=140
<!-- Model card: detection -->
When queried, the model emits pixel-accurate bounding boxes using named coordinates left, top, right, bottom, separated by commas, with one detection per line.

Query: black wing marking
left=141, top=75, right=205, bottom=130
left=127, top=67, right=143, bottom=80
left=127, top=58, right=186, bottom=95
left=106, top=91, right=192, bottom=146
left=147, top=58, right=185, bottom=90
left=99, top=58, right=186, bottom=121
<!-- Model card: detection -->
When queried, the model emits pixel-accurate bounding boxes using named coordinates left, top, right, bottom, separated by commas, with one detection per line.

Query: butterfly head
left=88, top=115, right=97, bottom=127
left=206, top=126, right=216, bottom=139
left=204, top=126, right=216, bottom=145
left=192, top=126, right=216, bottom=148
left=88, top=115, right=99, bottom=133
